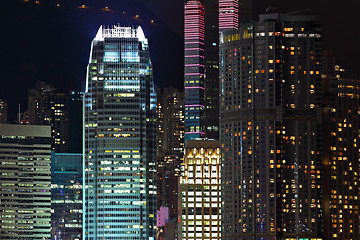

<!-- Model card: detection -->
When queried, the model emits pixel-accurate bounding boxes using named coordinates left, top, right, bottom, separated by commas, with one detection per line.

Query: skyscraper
left=184, top=0, right=206, bottom=142
left=184, top=0, right=251, bottom=142
left=219, top=0, right=239, bottom=32
left=220, top=13, right=323, bottom=239
left=84, top=25, right=157, bottom=239
left=179, top=139, right=221, bottom=240
left=184, top=0, right=220, bottom=142
left=51, top=153, right=83, bottom=240
left=0, top=124, right=52, bottom=239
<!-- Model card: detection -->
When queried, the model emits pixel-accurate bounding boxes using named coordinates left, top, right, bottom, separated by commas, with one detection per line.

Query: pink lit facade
left=184, top=0, right=206, bottom=142
left=157, top=206, right=169, bottom=228
left=219, top=0, right=239, bottom=32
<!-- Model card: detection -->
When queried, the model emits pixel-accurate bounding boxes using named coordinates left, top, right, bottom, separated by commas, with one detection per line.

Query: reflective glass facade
left=84, top=25, right=157, bottom=240
left=184, top=1, right=206, bottom=142
left=51, top=153, right=83, bottom=240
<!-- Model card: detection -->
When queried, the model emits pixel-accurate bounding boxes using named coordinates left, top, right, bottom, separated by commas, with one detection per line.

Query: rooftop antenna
left=18, top=104, right=21, bottom=124
left=286, top=9, right=311, bottom=15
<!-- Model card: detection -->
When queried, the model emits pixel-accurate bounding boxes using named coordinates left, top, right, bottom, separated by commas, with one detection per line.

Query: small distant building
left=0, top=99, right=7, bottom=123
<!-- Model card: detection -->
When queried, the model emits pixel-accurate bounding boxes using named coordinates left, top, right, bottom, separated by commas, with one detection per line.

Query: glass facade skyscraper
left=84, top=25, right=157, bottom=240
left=51, top=153, right=83, bottom=240
left=184, top=0, right=252, bottom=142
left=184, top=0, right=222, bottom=142
left=184, top=0, right=206, bottom=142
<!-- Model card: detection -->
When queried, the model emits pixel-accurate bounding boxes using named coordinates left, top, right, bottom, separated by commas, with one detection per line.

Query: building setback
left=0, top=124, right=52, bottom=239
left=51, top=153, right=83, bottom=240
left=179, top=139, right=221, bottom=240
left=84, top=25, right=157, bottom=239
left=220, top=13, right=323, bottom=239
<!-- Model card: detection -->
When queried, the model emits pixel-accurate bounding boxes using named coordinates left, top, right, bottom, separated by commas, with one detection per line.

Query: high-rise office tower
left=184, top=0, right=206, bottom=141
left=84, top=25, right=157, bottom=239
left=0, top=99, right=7, bottom=123
left=179, top=139, right=221, bottom=240
left=220, top=13, right=323, bottom=239
left=28, top=82, right=69, bottom=153
left=184, top=0, right=219, bottom=141
left=51, top=153, right=83, bottom=240
left=219, top=0, right=239, bottom=32
left=322, top=58, right=360, bottom=239
left=184, top=0, right=252, bottom=142
left=0, top=124, right=52, bottom=239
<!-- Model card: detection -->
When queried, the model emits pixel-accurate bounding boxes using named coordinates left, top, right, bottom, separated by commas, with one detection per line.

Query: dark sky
left=3, top=0, right=359, bottom=120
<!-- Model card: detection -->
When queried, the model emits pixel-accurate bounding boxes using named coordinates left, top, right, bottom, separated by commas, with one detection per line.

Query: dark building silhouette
left=157, top=87, right=185, bottom=155
left=0, top=99, right=7, bottom=123
left=28, top=82, right=69, bottom=152
left=68, top=91, right=83, bottom=153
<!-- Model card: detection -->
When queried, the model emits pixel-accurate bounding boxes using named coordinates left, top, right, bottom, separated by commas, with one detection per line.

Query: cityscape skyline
left=3, top=0, right=360, bottom=121
left=2, top=1, right=360, bottom=240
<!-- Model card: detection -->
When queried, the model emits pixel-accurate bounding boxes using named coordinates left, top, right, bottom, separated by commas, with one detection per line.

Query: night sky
left=3, top=0, right=359, bottom=120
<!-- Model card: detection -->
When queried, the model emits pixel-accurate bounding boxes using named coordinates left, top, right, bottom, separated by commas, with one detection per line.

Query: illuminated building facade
left=322, top=61, right=360, bottom=239
left=28, top=82, right=70, bottom=153
left=184, top=0, right=252, bottom=142
left=219, top=0, right=239, bottom=32
left=84, top=25, right=157, bottom=239
left=184, top=0, right=221, bottom=142
left=51, top=153, right=83, bottom=240
left=0, top=99, right=7, bottom=123
left=184, top=0, right=206, bottom=141
left=0, top=124, right=52, bottom=239
left=179, top=139, right=221, bottom=240
left=220, top=13, right=323, bottom=239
